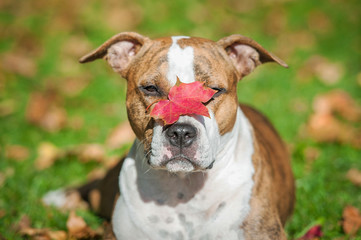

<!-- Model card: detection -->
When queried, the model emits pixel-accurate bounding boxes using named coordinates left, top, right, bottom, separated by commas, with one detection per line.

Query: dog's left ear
left=79, top=32, right=149, bottom=77
left=217, top=34, right=288, bottom=78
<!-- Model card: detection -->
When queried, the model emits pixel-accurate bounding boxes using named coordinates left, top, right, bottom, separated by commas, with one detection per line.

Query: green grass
left=1, top=0, right=361, bottom=239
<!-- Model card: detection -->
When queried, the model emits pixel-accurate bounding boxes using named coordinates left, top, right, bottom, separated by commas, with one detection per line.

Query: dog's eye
left=140, top=85, right=160, bottom=96
left=211, top=87, right=226, bottom=98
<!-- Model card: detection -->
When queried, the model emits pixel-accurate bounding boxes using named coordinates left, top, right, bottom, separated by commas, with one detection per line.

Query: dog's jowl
left=78, top=32, right=294, bottom=239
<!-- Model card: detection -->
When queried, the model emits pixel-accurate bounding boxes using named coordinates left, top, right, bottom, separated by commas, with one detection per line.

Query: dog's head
left=80, top=32, right=286, bottom=173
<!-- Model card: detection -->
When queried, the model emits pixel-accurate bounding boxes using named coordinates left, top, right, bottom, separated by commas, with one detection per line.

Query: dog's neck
left=115, top=107, right=255, bottom=238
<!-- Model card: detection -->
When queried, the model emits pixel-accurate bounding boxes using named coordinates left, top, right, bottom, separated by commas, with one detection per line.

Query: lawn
left=0, top=0, right=360, bottom=239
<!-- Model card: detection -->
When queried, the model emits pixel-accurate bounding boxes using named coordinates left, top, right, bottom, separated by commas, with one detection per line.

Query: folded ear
left=217, top=34, right=288, bottom=78
left=79, top=32, right=149, bottom=77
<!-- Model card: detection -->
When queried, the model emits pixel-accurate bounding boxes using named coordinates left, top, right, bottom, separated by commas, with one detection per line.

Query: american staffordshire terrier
left=56, top=32, right=295, bottom=239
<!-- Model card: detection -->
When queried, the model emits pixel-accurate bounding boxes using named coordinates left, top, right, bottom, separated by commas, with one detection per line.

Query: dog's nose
left=166, top=124, right=197, bottom=148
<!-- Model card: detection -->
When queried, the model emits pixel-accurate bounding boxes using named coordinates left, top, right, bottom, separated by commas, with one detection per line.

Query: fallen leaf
left=26, top=91, right=67, bottom=132
left=313, top=90, right=361, bottom=122
left=66, top=211, right=98, bottom=239
left=46, top=231, right=67, bottom=240
left=276, top=31, right=316, bottom=59
left=306, top=90, right=361, bottom=147
left=35, top=142, right=60, bottom=170
left=342, top=205, right=361, bottom=236
left=1, top=52, right=37, bottom=77
left=105, top=4, right=143, bottom=31
left=303, top=146, right=320, bottom=171
left=297, top=55, right=344, bottom=85
left=307, top=112, right=347, bottom=142
left=76, top=144, right=105, bottom=163
left=297, top=225, right=323, bottom=240
left=62, top=36, right=93, bottom=58
left=346, top=169, right=361, bottom=187
left=102, top=221, right=116, bottom=240
left=14, top=215, right=31, bottom=232
left=40, top=106, right=67, bottom=132
left=106, top=121, right=135, bottom=149
left=5, top=145, right=30, bottom=161
left=307, top=10, right=332, bottom=34
left=0, top=209, right=5, bottom=219
left=87, top=168, right=106, bottom=181
left=263, top=7, right=287, bottom=36
left=149, top=80, right=216, bottom=125
left=59, top=76, right=90, bottom=97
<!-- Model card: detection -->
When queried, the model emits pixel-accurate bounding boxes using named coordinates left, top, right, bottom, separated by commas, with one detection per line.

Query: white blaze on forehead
left=167, top=36, right=195, bottom=85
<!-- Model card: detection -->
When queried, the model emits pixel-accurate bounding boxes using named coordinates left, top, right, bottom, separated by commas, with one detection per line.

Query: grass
left=0, top=0, right=361, bottom=239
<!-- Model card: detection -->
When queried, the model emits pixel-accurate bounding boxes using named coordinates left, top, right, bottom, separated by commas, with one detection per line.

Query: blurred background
left=0, top=0, right=360, bottom=239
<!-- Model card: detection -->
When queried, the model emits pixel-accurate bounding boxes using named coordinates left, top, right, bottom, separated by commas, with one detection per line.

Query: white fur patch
left=167, top=36, right=195, bottom=85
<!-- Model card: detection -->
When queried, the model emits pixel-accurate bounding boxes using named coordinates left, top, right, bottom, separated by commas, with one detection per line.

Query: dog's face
left=80, top=32, right=286, bottom=173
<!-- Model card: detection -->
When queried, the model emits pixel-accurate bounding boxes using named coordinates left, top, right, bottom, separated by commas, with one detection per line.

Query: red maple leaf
left=297, top=225, right=323, bottom=240
left=149, top=81, right=216, bottom=125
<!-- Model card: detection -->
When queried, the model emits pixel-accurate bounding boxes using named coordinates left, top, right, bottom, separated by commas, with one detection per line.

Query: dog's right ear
left=79, top=32, right=149, bottom=77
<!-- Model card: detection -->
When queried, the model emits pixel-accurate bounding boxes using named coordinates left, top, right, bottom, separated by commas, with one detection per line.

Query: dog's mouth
left=162, top=155, right=195, bottom=173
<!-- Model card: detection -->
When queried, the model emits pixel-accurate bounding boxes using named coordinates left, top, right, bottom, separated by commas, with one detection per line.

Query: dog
left=50, top=32, right=295, bottom=239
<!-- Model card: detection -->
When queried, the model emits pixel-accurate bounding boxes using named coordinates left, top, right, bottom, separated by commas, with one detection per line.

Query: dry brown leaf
left=342, top=205, right=361, bottom=236
left=1, top=52, right=37, bottom=77
left=307, top=112, right=345, bottom=142
left=263, top=7, right=287, bottom=36
left=35, top=142, right=60, bottom=170
left=346, top=169, right=361, bottom=187
left=5, top=145, right=30, bottom=161
left=66, top=211, right=98, bottom=239
left=297, top=55, right=344, bottom=85
left=62, top=191, right=89, bottom=211
left=26, top=91, right=67, bottom=132
left=102, top=221, right=116, bottom=240
left=15, top=214, right=67, bottom=239
left=304, top=146, right=320, bottom=162
left=62, top=36, right=92, bottom=58
left=46, top=231, right=67, bottom=240
left=15, top=215, right=31, bottom=232
left=313, top=90, right=361, bottom=122
left=76, top=144, right=105, bottom=163
left=40, top=106, right=67, bottom=132
left=59, top=76, right=90, bottom=97
left=307, top=10, right=332, bottom=34
left=0, top=209, right=5, bottom=219
left=307, top=90, right=361, bottom=146
left=106, top=122, right=135, bottom=149
left=87, top=168, right=106, bottom=181
left=105, top=4, right=143, bottom=31
left=275, top=31, right=316, bottom=58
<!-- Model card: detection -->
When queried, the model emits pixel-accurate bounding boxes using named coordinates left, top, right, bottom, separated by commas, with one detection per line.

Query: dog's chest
left=113, top=145, right=254, bottom=239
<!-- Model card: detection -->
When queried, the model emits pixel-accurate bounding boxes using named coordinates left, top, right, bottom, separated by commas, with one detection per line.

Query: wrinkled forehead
left=141, top=36, right=230, bottom=86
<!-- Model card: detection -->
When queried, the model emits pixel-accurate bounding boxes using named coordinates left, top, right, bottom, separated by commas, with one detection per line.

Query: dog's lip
left=163, top=154, right=195, bottom=167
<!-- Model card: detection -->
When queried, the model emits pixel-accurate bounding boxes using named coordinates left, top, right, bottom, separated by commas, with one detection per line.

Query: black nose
left=166, top=124, right=197, bottom=148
